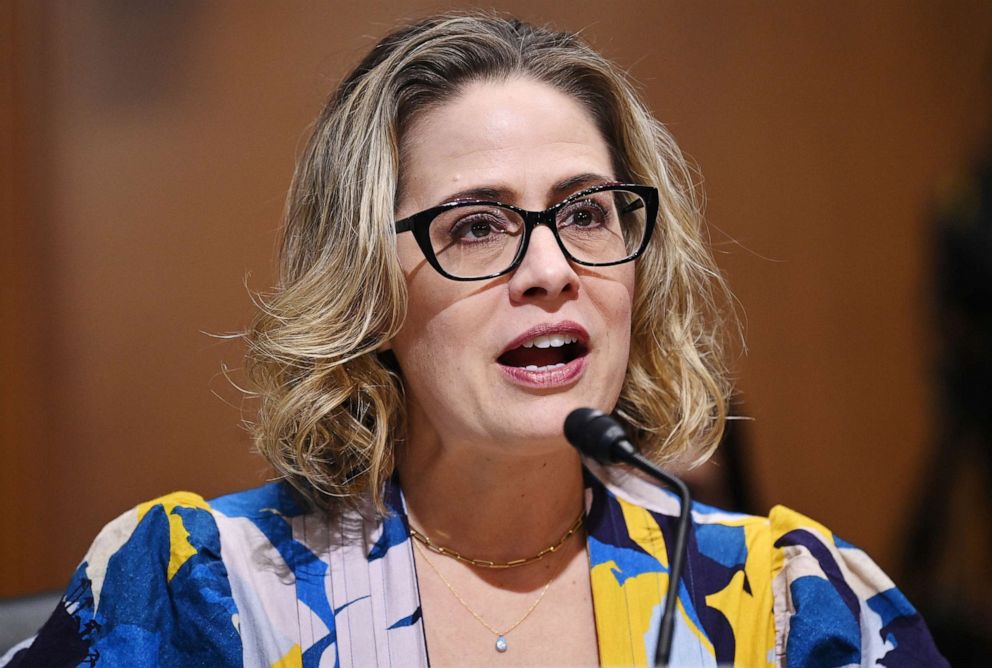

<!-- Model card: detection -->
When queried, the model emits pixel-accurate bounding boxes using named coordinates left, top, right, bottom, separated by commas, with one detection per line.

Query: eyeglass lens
left=427, top=188, right=648, bottom=278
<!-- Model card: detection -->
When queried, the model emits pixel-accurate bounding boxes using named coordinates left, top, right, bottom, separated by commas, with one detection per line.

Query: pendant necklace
left=411, top=524, right=578, bottom=653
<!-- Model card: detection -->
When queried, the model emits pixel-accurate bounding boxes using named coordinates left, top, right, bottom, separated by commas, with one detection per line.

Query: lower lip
left=498, top=355, right=587, bottom=388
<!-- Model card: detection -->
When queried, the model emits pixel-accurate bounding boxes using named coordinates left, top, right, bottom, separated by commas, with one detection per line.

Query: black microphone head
left=564, top=407, right=631, bottom=464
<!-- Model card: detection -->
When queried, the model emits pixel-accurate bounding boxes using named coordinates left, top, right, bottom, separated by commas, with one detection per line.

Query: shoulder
left=4, top=486, right=296, bottom=667
left=763, top=504, right=946, bottom=667
left=584, top=463, right=946, bottom=667
left=77, top=489, right=236, bottom=638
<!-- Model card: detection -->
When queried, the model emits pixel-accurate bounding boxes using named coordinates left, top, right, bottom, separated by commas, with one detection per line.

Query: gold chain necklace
left=413, top=539, right=569, bottom=653
left=408, top=510, right=584, bottom=569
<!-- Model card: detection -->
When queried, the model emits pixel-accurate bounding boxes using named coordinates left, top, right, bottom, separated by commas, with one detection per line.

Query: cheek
left=599, top=264, right=636, bottom=331
left=599, top=267, right=636, bottom=384
left=389, top=304, right=449, bottom=410
left=391, top=235, right=445, bottom=354
left=389, top=260, right=483, bottom=397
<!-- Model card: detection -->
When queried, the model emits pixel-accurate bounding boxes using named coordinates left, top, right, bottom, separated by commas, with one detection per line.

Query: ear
left=376, top=339, right=393, bottom=352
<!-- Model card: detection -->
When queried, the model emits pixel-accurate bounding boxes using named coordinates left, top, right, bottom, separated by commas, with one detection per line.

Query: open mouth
left=497, top=333, right=589, bottom=371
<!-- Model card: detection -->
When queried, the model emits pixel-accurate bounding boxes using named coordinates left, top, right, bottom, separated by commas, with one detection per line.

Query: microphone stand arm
left=621, top=449, right=692, bottom=668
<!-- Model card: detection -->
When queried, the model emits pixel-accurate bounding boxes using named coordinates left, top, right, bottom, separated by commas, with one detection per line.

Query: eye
left=559, top=199, right=608, bottom=229
left=466, top=219, right=496, bottom=238
left=446, top=210, right=515, bottom=243
left=572, top=208, right=596, bottom=227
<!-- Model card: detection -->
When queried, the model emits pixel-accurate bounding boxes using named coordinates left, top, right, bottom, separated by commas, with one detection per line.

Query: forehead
left=397, top=77, right=614, bottom=213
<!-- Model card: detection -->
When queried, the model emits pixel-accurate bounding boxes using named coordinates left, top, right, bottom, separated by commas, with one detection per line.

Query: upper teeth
left=521, top=334, right=578, bottom=349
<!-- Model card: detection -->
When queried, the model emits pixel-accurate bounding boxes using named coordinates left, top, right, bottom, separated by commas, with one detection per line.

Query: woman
left=4, top=14, right=945, bottom=668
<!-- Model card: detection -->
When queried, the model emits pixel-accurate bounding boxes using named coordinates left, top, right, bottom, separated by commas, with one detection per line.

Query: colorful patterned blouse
left=2, top=462, right=945, bottom=667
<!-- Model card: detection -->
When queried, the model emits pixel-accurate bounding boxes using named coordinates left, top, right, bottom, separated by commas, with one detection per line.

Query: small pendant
left=495, top=635, right=508, bottom=652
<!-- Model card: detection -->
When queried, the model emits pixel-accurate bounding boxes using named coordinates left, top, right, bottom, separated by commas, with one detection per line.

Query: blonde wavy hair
left=245, top=13, right=733, bottom=514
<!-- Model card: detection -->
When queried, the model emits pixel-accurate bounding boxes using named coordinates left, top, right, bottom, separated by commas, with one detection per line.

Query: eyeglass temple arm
left=621, top=200, right=645, bottom=215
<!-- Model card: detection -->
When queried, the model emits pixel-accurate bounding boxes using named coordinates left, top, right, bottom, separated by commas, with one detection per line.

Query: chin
left=491, top=394, right=613, bottom=449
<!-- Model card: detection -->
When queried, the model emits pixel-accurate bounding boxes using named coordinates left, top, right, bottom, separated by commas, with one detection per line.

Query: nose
left=507, top=225, right=580, bottom=304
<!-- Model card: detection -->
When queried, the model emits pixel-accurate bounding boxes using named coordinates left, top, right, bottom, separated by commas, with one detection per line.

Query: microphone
left=564, top=408, right=691, bottom=668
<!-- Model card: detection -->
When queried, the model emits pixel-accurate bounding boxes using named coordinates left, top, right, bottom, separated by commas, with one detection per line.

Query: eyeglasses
left=394, top=183, right=658, bottom=281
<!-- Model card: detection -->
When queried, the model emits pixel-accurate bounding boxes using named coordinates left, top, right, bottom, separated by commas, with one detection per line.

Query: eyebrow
left=438, top=172, right=615, bottom=206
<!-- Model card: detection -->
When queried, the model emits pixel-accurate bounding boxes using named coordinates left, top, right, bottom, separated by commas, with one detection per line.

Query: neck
left=397, top=433, right=586, bottom=564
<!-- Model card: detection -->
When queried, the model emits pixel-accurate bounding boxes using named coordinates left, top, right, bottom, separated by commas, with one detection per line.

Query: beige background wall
left=3, top=1, right=990, bottom=596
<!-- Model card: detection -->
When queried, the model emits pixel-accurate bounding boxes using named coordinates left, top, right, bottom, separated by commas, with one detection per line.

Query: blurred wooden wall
left=2, top=1, right=990, bottom=596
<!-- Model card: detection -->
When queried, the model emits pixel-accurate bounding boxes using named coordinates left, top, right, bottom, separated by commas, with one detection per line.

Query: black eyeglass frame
left=393, top=183, right=659, bottom=281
